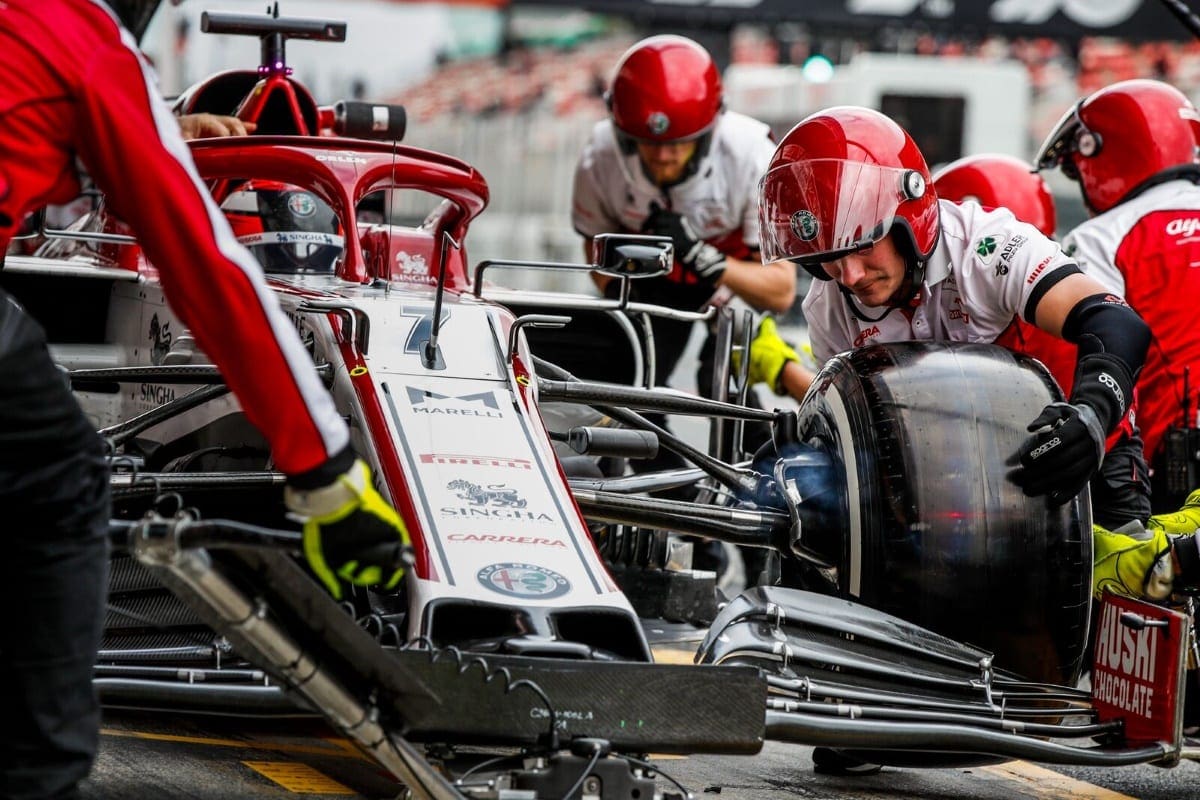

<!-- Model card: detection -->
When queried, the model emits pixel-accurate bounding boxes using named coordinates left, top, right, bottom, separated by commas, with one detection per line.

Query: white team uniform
left=571, top=110, right=775, bottom=250
left=803, top=200, right=1079, bottom=364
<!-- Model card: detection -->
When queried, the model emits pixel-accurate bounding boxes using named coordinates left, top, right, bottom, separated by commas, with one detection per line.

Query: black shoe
left=812, top=747, right=883, bottom=776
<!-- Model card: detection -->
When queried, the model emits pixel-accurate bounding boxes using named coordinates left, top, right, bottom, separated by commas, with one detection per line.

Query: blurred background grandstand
left=144, top=0, right=1200, bottom=284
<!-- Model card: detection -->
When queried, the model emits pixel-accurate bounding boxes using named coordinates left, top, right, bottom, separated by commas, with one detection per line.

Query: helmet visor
left=759, top=159, right=925, bottom=265
left=1033, top=100, right=1086, bottom=180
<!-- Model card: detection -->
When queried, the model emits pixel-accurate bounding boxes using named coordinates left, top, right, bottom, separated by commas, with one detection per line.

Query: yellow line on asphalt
left=243, top=761, right=355, bottom=794
left=99, top=728, right=370, bottom=761
left=980, top=761, right=1138, bottom=799
left=323, top=736, right=365, bottom=759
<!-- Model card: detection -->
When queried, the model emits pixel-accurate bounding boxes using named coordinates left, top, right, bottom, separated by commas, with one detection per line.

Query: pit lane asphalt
left=81, top=628, right=1197, bottom=800
left=82, top=680, right=1200, bottom=799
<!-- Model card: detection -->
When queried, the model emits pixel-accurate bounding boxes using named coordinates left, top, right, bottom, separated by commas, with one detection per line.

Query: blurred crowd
left=393, top=26, right=1200, bottom=151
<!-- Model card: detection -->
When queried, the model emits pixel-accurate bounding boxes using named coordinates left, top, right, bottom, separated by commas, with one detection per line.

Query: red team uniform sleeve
left=70, top=12, right=349, bottom=477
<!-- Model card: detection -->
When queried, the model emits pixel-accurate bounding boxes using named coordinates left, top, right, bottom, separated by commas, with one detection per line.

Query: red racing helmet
left=1035, top=79, right=1200, bottom=214
left=607, top=35, right=723, bottom=144
left=933, top=154, right=1057, bottom=238
left=221, top=181, right=344, bottom=274
left=759, top=106, right=939, bottom=282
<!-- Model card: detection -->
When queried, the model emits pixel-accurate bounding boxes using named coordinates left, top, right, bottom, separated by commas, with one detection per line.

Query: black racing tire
left=790, top=341, right=1092, bottom=685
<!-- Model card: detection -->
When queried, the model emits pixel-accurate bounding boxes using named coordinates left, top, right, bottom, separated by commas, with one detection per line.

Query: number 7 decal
left=400, top=304, right=451, bottom=369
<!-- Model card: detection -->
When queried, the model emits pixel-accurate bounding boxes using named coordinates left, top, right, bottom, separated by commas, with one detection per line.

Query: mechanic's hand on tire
left=285, top=459, right=411, bottom=600
left=746, top=316, right=800, bottom=395
left=1093, top=521, right=1175, bottom=600
left=1007, top=401, right=1106, bottom=505
left=641, top=202, right=726, bottom=288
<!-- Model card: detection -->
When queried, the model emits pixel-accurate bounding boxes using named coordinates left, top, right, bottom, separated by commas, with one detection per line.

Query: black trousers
left=0, top=293, right=109, bottom=800
left=1091, top=432, right=1152, bottom=530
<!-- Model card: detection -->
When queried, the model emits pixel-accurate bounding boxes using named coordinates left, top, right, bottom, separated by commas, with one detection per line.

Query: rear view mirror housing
left=591, top=233, right=672, bottom=280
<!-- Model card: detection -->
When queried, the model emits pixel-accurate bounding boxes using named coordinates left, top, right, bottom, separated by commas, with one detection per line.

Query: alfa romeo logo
left=287, top=191, right=317, bottom=217
left=646, top=111, right=671, bottom=137
left=477, top=563, right=571, bottom=599
left=790, top=209, right=820, bottom=241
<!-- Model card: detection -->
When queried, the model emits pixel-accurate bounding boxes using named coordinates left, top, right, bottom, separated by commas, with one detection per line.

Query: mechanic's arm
left=746, top=316, right=814, bottom=399
left=1094, top=488, right=1200, bottom=601
left=778, top=360, right=814, bottom=399
left=1009, top=271, right=1151, bottom=504
left=716, top=255, right=796, bottom=313
left=640, top=204, right=796, bottom=312
left=77, top=37, right=408, bottom=599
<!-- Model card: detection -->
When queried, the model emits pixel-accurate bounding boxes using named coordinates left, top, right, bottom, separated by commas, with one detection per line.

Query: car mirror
left=590, top=233, right=672, bottom=280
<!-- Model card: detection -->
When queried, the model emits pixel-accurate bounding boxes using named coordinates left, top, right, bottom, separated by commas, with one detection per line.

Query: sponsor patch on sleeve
left=972, top=234, right=1007, bottom=266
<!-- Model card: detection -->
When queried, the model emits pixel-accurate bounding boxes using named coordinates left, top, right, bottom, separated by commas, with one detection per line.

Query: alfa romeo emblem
left=646, top=111, right=671, bottom=137
left=477, top=563, right=571, bottom=600
left=790, top=209, right=820, bottom=241
left=287, top=191, right=317, bottom=217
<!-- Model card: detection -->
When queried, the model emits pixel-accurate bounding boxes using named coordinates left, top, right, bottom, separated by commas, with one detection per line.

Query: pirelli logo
left=420, top=453, right=533, bottom=470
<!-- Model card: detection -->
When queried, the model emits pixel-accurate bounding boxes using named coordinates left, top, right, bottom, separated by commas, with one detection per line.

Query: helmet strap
left=839, top=284, right=900, bottom=323
left=894, top=223, right=926, bottom=294
left=837, top=229, right=925, bottom=324
left=624, top=128, right=715, bottom=188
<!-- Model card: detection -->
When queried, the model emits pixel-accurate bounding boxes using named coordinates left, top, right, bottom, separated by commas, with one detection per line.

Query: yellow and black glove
left=1093, top=522, right=1175, bottom=601
left=285, top=459, right=411, bottom=600
left=746, top=316, right=800, bottom=396
left=1093, top=489, right=1200, bottom=601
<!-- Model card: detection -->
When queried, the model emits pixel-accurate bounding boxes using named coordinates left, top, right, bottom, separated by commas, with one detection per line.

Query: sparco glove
left=285, top=458, right=411, bottom=600
left=1094, top=489, right=1200, bottom=600
left=746, top=316, right=800, bottom=395
left=641, top=202, right=727, bottom=287
left=1008, top=351, right=1133, bottom=506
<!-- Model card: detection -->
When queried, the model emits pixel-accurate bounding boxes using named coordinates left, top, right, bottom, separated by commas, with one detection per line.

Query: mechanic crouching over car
left=0, top=2, right=408, bottom=798
left=753, top=103, right=1162, bottom=776
left=757, top=105, right=1150, bottom=524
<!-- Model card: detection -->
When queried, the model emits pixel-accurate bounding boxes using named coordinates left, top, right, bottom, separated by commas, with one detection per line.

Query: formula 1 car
left=5, top=9, right=1196, bottom=798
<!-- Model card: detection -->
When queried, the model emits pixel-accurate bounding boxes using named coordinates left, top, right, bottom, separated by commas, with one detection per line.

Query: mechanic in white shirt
left=571, top=35, right=801, bottom=579
left=757, top=106, right=1151, bottom=507
left=571, top=34, right=799, bottom=392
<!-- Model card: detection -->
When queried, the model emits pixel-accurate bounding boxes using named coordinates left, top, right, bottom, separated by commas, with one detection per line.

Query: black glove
left=641, top=202, right=727, bottom=288
left=1008, top=352, right=1133, bottom=505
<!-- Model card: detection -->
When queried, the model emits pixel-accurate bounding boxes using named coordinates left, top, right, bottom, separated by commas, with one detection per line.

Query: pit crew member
left=571, top=34, right=802, bottom=397
left=933, top=153, right=1151, bottom=528
left=0, top=2, right=406, bottom=797
left=1036, top=79, right=1200, bottom=513
left=757, top=106, right=1151, bottom=512
left=571, top=34, right=801, bottom=577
